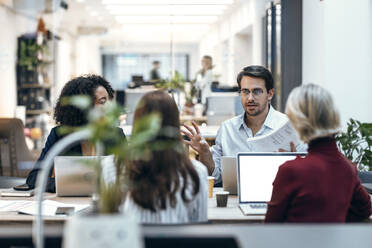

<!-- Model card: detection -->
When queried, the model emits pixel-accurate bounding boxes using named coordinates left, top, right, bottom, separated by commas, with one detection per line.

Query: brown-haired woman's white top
left=123, top=160, right=208, bottom=224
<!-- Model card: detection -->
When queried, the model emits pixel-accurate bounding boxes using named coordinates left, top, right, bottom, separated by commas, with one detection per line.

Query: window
left=102, top=53, right=189, bottom=90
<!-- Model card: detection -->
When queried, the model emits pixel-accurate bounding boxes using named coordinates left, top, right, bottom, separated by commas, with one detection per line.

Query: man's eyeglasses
left=238, top=88, right=264, bottom=97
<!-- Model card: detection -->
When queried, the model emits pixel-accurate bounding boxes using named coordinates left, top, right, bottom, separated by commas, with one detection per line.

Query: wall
left=303, top=0, right=372, bottom=125
left=53, top=31, right=74, bottom=105
left=75, top=35, right=102, bottom=76
left=199, top=0, right=271, bottom=86
left=0, top=2, right=37, bottom=117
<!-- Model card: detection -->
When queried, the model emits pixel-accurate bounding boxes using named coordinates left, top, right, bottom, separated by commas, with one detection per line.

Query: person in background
left=150, top=60, right=161, bottom=82
left=265, top=84, right=371, bottom=222
left=24, top=75, right=125, bottom=192
left=195, top=55, right=213, bottom=105
left=183, top=66, right=306, bottom=185
left=123, top=90, right=208, bottom=224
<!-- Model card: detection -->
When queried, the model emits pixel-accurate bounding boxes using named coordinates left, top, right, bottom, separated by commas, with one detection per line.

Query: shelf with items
left=16, top=18, right=57, bottom=149
left=26, top=109, right=52, bottom=115
left=19, top=84, right=51, bottom=89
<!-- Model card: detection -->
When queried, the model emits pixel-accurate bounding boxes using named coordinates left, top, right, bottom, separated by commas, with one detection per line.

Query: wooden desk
left=121, top=125, right=219, bottom=139
left=0, top=188, right=258, bottom=224
left=208, top=188, right=263, bottom=223
left=180, top=115, right=207, bottom=125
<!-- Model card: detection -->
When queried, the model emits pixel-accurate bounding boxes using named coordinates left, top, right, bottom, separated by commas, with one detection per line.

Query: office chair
left=0, top=118, right=35, bottom=177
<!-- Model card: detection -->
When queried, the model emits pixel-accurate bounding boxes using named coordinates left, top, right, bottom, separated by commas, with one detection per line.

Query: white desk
left=1, top=189, right=370, bottom=224
left=0, top=188, right=256, bottom=224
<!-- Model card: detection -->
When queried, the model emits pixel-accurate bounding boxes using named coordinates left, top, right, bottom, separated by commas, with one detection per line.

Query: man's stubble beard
left=245, top=101, right=269, bottom=117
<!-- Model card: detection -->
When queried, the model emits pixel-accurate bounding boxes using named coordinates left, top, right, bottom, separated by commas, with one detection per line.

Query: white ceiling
left=59, top=0, right=237, bottom=43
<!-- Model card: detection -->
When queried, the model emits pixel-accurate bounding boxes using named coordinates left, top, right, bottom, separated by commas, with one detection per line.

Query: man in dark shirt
left=150, top=60, right=161, bottom=82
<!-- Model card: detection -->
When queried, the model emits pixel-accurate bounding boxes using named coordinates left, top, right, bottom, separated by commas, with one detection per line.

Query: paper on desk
left=0, top=200, right=89, bottom=216
left=0, top=200, right=33, bottom=212
left=248, top=121, right=301, bottom=152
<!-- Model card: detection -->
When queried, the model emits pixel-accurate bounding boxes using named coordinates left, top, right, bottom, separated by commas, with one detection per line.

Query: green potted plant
left=155, top=70, right=185, bottom=91
left=19, top=39, right=48, bottom=71
left=183, top=81, right=197, bottom=115
left=336, top=118, right=372, bottom=172
left=60, top=97, right=164, bottom=248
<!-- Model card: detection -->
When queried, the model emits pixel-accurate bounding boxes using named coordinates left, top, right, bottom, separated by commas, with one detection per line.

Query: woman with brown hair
left=123, top=90, right=208, bottom=223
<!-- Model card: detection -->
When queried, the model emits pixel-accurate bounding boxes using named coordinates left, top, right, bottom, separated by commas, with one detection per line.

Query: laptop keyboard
left=239, top=203, right=267, bottom=215
left=250, top=203, right=267, bottom=209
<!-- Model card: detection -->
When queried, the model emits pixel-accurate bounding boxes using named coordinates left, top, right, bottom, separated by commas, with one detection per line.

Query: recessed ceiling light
left=115, top=15, right=218, bottom=24
left=121, top=24, right=210, bottom=31
left=106, top=5, right=227, bottom=15
left=102, top=0, right=234, bottom=5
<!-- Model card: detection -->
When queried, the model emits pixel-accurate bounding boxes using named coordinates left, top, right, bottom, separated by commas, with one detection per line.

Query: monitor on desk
left=238, top=152, right=306, bottom=202
left=237, top=152, right=306, bottom=215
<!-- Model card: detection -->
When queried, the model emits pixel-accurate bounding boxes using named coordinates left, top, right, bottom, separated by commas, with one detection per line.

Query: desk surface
left=2, top=189, right=371, bottom=224
left=0, top=188, right=258, bottom=224
left=121, top=125, right=220, bottom=139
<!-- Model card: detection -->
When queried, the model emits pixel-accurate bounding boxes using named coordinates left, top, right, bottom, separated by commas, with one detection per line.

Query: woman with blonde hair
left=195, top=55, right=213, bottom=105
left=123, top=90, right=208, bottom=223
left=265, top=84, right=371, bottom=222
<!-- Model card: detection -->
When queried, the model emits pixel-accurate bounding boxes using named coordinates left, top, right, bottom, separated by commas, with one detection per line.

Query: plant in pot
left=336, top=118, right=372, bottom=181
left=182, top=81, right=197, bottom=115
left=155, top=71, right=185, bottom=110
left=155, top=70, right=185, bottom=91
left=60, top=97, right=164, bottom=248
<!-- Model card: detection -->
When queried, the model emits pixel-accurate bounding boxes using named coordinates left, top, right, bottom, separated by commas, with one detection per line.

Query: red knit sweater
left=265, top=137, right=371, bottom=223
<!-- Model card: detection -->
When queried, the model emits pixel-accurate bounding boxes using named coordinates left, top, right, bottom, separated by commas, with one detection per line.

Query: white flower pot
left=63, top=213, right=143, bottom=248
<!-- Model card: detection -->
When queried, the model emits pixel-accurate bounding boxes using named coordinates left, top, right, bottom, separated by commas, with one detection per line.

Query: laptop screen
left=237, top=153, right=306, bottom=203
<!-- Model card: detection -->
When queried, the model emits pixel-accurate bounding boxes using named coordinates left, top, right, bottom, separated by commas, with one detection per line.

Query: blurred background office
left=0, top=0, right=371, bottom=175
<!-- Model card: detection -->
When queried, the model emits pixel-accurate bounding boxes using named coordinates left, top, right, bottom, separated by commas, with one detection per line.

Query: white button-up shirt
left=211, top=106, right=307, bottom=184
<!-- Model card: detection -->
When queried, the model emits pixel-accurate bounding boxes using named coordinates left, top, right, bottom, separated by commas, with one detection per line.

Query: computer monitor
left=131, top=75, right=144, bottom=85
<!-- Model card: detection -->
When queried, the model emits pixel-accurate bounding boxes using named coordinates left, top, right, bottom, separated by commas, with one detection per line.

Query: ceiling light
left=107, top=5, right=227, bottom=15
left=121, top=24, right=210, bottom=32
left=115, top=15, right=218, bottom=24
left=102, top=0, right=234, bottom=5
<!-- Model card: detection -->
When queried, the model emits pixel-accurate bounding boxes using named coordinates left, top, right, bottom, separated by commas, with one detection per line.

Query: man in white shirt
left=182, top=65, right=306, bottom=184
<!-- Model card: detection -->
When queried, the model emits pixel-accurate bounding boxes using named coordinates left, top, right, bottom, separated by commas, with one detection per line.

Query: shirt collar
left=262, top=105, right=277, bottom=130
left=236, top=105, right=277, bottom=131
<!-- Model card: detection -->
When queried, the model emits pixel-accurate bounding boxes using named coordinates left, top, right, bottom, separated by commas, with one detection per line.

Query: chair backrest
left=0, top=118, right=35, bottom=177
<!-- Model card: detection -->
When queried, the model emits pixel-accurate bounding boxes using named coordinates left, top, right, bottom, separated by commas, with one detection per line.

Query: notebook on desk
left=237, top=152, right=306, bottom=215
left=54, top=156, right=115, bottom=197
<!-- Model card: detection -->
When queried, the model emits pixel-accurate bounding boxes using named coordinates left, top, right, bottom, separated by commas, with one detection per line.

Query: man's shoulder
left=267, top=108, right=289, bottom=128
left=271, top=108, right=288, bottom=120
left=220, top=114, right=243, bottom=128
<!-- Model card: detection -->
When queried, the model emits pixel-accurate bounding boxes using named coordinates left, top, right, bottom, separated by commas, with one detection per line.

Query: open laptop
left=54, top=156, right=115, bottom=197
left=221, top=156, right=237, bottom=195
left=237, top=152, right=306, bottom=215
